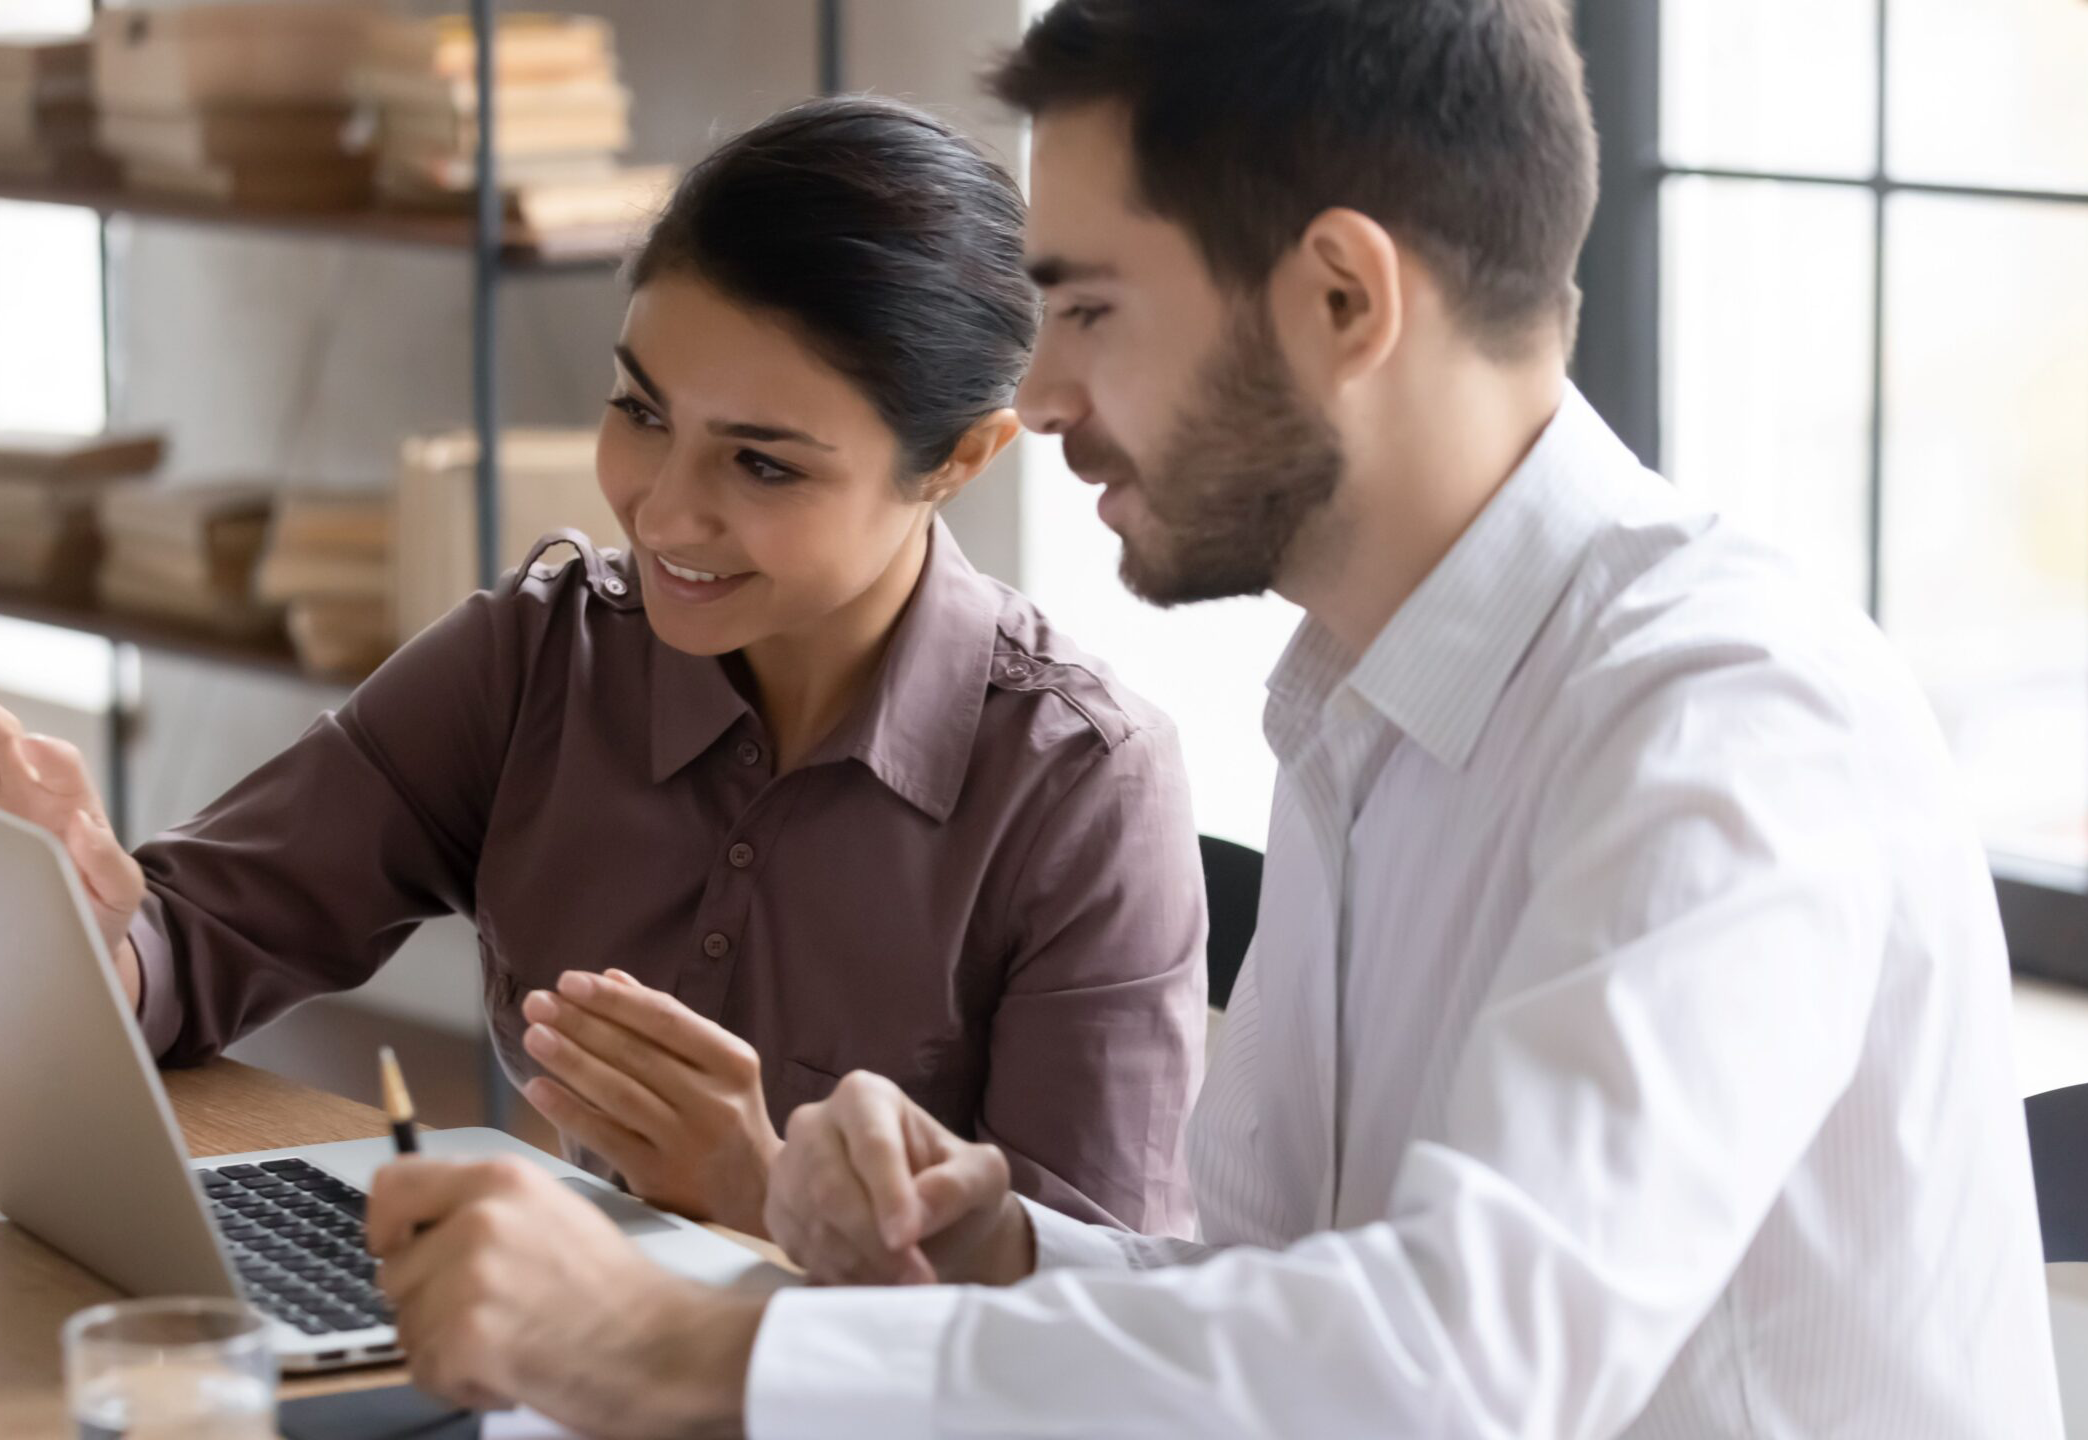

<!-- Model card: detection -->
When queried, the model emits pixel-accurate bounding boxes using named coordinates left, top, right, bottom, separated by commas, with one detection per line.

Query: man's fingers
left=835, top=1096, right=925, bottom=1251
left=366, top=1157, right=526, bottom=1257
left=913, top=1144, right=1009, bottom=1236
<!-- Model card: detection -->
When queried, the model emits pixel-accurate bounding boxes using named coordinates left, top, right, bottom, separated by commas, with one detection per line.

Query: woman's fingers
left=523, top=987, right=710, bottom=1118
left=553, top=970, right=757, bottom=1083
left=521, top=1076, right=653, bottom=1165
left=519, top=1020, right=679, bottom=1143
left=65, top=806, right=145, bottom=925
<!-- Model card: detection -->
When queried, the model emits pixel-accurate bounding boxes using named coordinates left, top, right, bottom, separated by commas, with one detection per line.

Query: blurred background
left=0, top=0, right=2081, bottom=1129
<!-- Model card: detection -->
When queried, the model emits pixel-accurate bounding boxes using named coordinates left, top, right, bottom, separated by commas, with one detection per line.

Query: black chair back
left=2026, top=1083, right=2088, bottom=1261
left=1199, top=835, right=1263, bottom=1010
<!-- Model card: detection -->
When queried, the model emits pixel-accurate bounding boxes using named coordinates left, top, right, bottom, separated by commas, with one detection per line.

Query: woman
left=0, top=97, right=1205, bottom=1241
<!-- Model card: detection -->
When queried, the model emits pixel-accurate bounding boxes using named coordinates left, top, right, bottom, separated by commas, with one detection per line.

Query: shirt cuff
left=1023, top=1195, right=1138, bottom=1272
left=129, top=897, right=180, bottom=1061
left=744, top=1284, right=960, bottom=1440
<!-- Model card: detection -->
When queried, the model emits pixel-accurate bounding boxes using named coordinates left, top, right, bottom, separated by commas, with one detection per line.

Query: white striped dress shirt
left=745, top=384, right=2062, bottom=1438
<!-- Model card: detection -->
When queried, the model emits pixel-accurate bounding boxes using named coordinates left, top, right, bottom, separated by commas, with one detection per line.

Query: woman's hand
left=0, top=705, right=144, bottom=1009
left=520, top=968, right=781, bottom=1236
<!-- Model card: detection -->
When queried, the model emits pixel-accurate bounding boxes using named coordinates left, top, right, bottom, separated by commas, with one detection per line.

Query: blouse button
left=728, top=842, right=755, bottom=869
left=1003, top=659, right=1033, bottom=682
left=602, top=576, right=628, bottom=596
left=736, top=741, right=763, bottom=767
left=703, top=932, right=731, bottom=960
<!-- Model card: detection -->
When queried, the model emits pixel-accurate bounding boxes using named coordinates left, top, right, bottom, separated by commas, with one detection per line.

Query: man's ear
left=922, top=409, right=1023, bottom=507
left=1277, top=207, right=1404, bottom=388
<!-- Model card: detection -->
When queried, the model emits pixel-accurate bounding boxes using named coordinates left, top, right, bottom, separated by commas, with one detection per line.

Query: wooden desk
left=0, top=1060, right=774, bottom=1439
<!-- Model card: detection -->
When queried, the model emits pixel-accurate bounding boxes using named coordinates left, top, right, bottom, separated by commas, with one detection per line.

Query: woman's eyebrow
left=612, top=345, right=670, bottom=414
left=708, top=420, right=837, bottom=452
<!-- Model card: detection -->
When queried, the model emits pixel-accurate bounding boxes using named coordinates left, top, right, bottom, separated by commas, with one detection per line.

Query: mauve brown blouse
left=129, top=520, right=1206, bottom=1235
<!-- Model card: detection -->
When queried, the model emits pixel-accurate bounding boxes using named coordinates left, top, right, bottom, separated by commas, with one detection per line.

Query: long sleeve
left=974, top=721, right=1207, bottom=1235
left=747, top=650, right=1896, bottom=1440
left=132, top=584, right=527, bottom=1065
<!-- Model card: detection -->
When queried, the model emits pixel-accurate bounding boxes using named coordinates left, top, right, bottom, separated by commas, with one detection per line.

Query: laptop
left=0, top=808, right=779, bottom=1372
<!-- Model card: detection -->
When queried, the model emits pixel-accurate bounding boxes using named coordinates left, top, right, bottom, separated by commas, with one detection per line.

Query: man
left=366, top=1, right=2063, bottom=1435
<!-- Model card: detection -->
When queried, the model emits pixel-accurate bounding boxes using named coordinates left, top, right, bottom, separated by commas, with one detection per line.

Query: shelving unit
left=6, top=0, right=845, bottom=1124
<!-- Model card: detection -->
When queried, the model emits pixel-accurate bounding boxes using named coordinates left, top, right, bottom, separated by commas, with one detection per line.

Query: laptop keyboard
left=197, top=1158, right=392, bottom=1337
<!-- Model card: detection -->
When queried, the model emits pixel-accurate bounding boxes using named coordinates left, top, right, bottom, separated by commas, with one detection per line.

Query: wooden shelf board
left=0, top=177, right=624, bottom=272
left=0, top=588, right=368, bottom=687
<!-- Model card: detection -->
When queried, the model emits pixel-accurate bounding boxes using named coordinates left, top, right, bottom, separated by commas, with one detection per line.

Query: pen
left=378, top=1045, right=419, bottom=1156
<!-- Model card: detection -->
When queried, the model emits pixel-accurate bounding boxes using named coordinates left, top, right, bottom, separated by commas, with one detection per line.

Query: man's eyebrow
left=612, top=345, right=668, bottom=415
left=1025, top=257, right=1119, bottom=289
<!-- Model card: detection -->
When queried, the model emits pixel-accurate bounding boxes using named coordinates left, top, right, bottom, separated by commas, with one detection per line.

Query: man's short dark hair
left=990, top=0, right=1598, bottom=358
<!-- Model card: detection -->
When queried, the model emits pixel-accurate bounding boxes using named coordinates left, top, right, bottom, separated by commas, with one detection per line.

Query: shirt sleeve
left=132, top=580, right=536, bottom=1065
left=745, top=648, right=1895, bottom=1439
left=973, top=721, right=1207, bottom=1237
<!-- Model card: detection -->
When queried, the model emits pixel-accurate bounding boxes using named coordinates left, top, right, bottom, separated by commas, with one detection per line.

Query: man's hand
left=765, top=1070, right=1035, bottom=1288
left=518, top=969, right=782, bottom=1236
left=0, top=704, right=143, bottom=1009
left=367, top=1155, right=765, bottom=1437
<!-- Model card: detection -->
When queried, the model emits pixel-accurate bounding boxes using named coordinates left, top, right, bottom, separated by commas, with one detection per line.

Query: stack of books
left=255, top=488, right=395, bottom=676
left=91, top=3, right=378, bottom=211
left=357, top=13, right=668, bottom=254
left=97, top=482, right=279, bottom=637
left=0, top=431, right=166, bottom=602
left=0, top=35, right=113, bottom=184
left=394, top=428, right=622, bottom=643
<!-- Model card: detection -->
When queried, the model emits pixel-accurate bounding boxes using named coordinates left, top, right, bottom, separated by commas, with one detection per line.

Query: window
left=1021, top=434, right=1301, bottom=850
left=1578, top=0, right=2088, bottom=972
left=0, top=1, right=113, bottom=711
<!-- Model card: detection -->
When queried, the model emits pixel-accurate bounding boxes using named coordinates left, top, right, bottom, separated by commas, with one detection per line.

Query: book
left=97, top=563, right=282, bottom=638
left=514, top=165, right=672, bottom=236
left=286, top=596, right=393, bottom=676
left=0, top=430, right=165, bottom=482
left=268, top=488, right=393, bottom=557
left=0, top=91, right=96, bottom=154
left=123, top=153, right=373, bottom=211
left=0, top=37, right=93, bottom=102
left=101, top=533, right=260, bottom=599
left=376, top=82, right=630, bottom=160
left=350, top=61, right=619, bottom=118
left=0, top=517, right=99, bottom=602
left=98, top=105, right=357, bottom=171
left=257, top=548, right=391, bottom=604
left=98, top=482, right=273, bottom=554
left=393, top=428, right=621, bottom=642
left=361, top=15, right=614, bottom=87
left=91, top=4, right=381, bottom=111
left=374, top=149, right=617, bottom=205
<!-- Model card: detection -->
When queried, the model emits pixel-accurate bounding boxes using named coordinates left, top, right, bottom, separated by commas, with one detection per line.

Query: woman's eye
left=738, top=450, right=797, bottom=484
left=607, top=395, right=664, bottom=430
left=1062, top=303, right=1112, bottom=330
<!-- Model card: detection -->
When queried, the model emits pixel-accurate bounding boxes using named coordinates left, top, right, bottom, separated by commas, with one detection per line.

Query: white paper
left=480, top=1405, right=588, bottom=1439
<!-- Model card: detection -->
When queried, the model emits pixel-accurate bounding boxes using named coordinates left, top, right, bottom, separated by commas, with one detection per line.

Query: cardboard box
left=99, top=104, right=356, bottom=170
left=92, top=3, right=379, bottom=110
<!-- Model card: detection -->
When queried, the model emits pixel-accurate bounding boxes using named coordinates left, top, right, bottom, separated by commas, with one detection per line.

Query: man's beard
left=1069, top=302, right=1343, bottom=607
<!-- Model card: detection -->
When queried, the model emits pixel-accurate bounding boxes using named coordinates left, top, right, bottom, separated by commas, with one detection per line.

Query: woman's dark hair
left=630, top=96, right=1037, bottom=481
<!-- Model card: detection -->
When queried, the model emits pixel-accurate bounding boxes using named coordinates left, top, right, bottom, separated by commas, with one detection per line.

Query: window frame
left=1573, top=0, right=2088, bottom=984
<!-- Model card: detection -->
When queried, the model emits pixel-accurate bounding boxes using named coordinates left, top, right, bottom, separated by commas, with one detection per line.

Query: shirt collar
left=1268, top=383, right=1645, bottom=771
left=649, top=517, right=997, bottom=823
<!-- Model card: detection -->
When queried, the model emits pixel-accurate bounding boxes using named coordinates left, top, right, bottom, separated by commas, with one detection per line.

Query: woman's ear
left=921, top=409, right=1023, bottom=507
